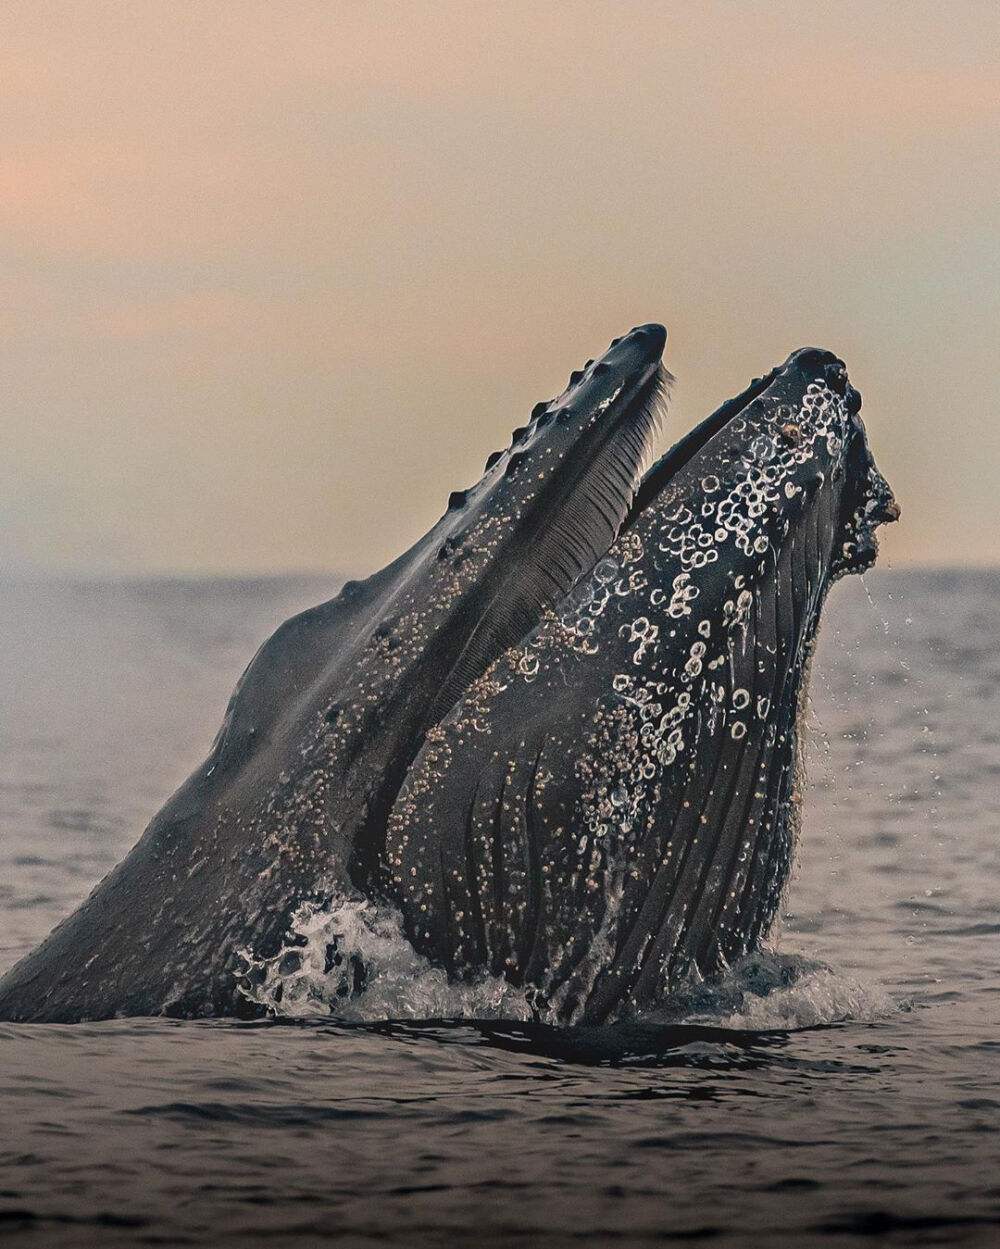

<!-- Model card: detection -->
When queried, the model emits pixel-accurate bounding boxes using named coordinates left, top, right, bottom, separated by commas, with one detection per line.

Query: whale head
left=385, top=346, right=898, bottom=1023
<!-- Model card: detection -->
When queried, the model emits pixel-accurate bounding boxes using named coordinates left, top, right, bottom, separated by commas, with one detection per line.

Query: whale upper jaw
left=209, top=323, right=671, bottom=785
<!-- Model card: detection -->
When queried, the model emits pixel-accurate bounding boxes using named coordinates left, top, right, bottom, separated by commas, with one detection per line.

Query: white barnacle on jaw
left=618, top=531, right=645, bottom=566
left=619, top=616, right=659, bottom=664
left=667, top=572, right=699, bottom=619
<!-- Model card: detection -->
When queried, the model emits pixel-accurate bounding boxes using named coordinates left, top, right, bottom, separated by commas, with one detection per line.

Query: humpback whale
left=0, top=327, right=897, bottom=1025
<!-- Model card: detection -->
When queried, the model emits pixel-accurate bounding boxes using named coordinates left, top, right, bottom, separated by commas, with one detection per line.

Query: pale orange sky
left=2, top=1, right=998, bottom=576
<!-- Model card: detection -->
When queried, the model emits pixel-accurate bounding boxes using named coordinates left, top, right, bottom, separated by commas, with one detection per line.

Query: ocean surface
left=0, top=570, right=996, bottom=1247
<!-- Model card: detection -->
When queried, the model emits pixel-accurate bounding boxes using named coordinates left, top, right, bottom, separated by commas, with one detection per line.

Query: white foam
left=667, top=951, right=899, bottom=1031
left=237, top=895, right=533, bottom=1022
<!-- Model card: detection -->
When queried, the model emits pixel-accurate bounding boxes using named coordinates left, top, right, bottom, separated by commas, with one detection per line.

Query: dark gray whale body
left=0, top=326, right=897, bottom=1024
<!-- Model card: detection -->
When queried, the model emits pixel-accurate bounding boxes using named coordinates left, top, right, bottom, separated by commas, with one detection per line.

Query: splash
left=238, top=896, right=896, bottom=1033
left=658, top=950, right=899, bottom=1031
left=237, top=895, right=533, bottom=1022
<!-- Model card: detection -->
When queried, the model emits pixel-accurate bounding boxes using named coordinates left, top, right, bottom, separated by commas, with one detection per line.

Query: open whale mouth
left=297, top=340, right=900, bottom=1025
left=213, top=322, right=671, bottom=782
left=380, top=340, right=900, bottom=1028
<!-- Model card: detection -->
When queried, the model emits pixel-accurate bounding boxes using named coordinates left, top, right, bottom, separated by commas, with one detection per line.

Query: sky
left=1, top=1, right=998, bottom=577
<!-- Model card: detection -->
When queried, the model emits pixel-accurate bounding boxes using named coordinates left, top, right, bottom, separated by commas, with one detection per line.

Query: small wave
left=238, top=897, right=897, bottom=1033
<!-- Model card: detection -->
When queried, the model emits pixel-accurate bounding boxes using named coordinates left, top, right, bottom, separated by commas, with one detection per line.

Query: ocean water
left=0, top=570, right=996, bottom=1247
